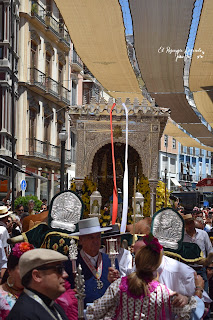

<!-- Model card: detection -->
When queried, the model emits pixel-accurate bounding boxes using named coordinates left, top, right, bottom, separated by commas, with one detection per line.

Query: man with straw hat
left=65, top=217, right=120, bottom=306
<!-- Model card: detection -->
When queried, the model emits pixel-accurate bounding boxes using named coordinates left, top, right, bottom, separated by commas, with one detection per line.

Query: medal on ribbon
left=80, top=250, right=103, bottom=289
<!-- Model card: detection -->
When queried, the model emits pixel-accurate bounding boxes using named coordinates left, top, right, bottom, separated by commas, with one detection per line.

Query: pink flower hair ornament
left=142, top=233, right=163, bottom=253
left=12, top=242, right=34, bottom=259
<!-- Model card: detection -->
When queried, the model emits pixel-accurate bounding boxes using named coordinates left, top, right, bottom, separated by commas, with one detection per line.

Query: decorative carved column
left=149, top=179, right=158, bottom=217
left=75, top=121, right=86, bottom=178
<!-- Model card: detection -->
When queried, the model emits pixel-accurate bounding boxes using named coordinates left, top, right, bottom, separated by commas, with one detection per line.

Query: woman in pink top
left=86, top=234, right=199, bottom=320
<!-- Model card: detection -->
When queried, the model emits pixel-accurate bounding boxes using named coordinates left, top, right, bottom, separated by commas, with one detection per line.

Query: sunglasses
left=18, top=209, right=24, bottom=212
left=207, top=267, right=213, bottom=270
left=37, top=265, right=65, bottom=275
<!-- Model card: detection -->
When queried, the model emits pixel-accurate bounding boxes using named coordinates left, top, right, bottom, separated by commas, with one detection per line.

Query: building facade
left=0, top=0, right=19, bottom=199
left=159, top=134, right=212, bottom=191
left=17, top=0, right=71, bottom=202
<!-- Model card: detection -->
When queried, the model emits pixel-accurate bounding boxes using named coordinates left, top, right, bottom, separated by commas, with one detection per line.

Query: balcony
left=45, top=14, right=59, bottom=36
left=71, top=50, right=83, bottom=72
left=59, top=85, right=70, bottom=106
left=59, top=27, right=70, bottom=47
left=46, top=76, right=59, bottom=99
left=26, top=138, right=71, bottom=165
left=83, top=65, right=94, bottom=80
left=30, top=1, right=46, bottom=25
left=28, top=68, right=70, bottom=105
left=28, top=67, right=46, bottom=93
left=0, top=133, right=12, bottom=157
left=30, top=2, right=70, bottom=50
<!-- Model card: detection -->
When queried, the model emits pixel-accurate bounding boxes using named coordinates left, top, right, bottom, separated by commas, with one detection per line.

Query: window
left=183, top=146, right=187, bottom=154
left=72, top=81, right=77, bottom=106
left=46, top=0, right=52, bottom=14
left=45, top=52, right=51, bottom=77
left=164, top=135, right=168, bottom=148
left=0, top=46, right=3, bottom=59
left=172, top=138, right=176, bottom=149
left=0, top=4, right=3, bottom=41
left=70, top=131, right=76, bottom=163
left=31, top=41, right=38, bottom=68
left=170, top=158, right=176, bottom=174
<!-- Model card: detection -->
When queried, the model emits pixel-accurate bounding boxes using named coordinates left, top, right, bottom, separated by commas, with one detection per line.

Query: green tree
left=14, top=195, right=42, bottom=212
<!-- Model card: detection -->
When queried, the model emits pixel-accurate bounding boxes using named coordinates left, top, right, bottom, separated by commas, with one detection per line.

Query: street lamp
left=59, top=124, right=68, bottom=192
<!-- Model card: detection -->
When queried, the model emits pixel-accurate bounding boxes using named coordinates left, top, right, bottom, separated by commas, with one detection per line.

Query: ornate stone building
left=70, top=97, right=170, bottom=214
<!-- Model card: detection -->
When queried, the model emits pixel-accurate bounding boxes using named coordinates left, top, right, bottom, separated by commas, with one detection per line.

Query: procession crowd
left=0, top=197, right=213, bottom=319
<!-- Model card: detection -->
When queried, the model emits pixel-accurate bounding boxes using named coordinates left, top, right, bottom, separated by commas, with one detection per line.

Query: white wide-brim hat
left=0, top=206, right=11, bottom=218
left=71, top=217, right=112, bottom=236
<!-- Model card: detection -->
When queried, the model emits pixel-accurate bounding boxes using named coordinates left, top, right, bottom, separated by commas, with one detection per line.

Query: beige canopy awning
left=54, top=0, right=142, bottom=102
left=164, top=121, right=213, bottom=151
left=189, top=0, right=213, bottom=127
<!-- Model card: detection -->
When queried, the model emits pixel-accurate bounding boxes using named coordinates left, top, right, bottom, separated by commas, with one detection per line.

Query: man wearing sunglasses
left=7, top=248, right=69, bottom=320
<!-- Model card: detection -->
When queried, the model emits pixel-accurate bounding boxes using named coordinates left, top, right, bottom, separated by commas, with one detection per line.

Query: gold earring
left=7, top=276, right=14, bottom=288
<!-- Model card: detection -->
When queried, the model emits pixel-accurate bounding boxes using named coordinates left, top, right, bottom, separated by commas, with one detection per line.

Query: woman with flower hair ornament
left=0, top=242, right=34, bottom=319
left=86, top=234, right=198, bottom=320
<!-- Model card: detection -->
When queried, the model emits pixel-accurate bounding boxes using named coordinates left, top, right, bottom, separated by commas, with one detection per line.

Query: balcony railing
left=31, top=0, right=46, bottom=23
left=83, top=65, right=94, bottom=78
left=46, top=76, right=59, bottom=97
left=59, top=85, right=70, bottom=105
left=27, top=138, right=71, bottom=164
left=46, top=14, right=59, bottom=35
left=30, top=2, right=70, bottom=45
left=59, top=27, right=70, bottom=45
left=29, top=67, right=46, bottom=90
left=72, top=50, right=83, bottom=69
left=0, top=133, right=12, bottom=157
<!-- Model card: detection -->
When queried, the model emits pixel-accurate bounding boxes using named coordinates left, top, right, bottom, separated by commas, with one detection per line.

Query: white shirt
left=100, top=247, right=132, bottom=276
left=183, top=228, right=213, bottom=258
left=84, top=251, right=99, bottom=267
left=0, top=239, right=7, bottom=269
left=0, top=223, right=10, bottom=256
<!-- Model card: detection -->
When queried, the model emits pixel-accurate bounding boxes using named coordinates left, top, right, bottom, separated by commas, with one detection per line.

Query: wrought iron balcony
left=59, top=85, right=70, bottom=105
left=71, top=50, right=83, bottom=71
left=27, top=138, right=72, bottom=165
left=59, top=28, right=70, bottom=46
left=0, top=133, right=12, bottom=157
left=46, top=14, right=59, bottom=35
left=83, top=65, right=94, bottom=79
left=29, top=67, right=46, bottom=91
left=31, top=0, right=46, bottom=23
left=46, top=76, right=59, bottom=98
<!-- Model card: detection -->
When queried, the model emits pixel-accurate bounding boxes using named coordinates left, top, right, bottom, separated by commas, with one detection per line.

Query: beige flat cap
left=19, top=248, right=68, bottom=279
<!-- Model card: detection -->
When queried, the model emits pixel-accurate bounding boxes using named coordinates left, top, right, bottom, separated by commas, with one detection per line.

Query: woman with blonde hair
left=86, top=234, right=199, bottom=320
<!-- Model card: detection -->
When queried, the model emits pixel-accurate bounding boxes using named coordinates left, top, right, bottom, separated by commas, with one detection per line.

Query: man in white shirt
left=0, top=206, right=11, bottom=257
left=183, top=214, right=213, bottom=292
left=184, top=214, right=213, bottom=258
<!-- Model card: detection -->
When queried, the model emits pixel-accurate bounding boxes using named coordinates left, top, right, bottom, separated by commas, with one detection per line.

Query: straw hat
left=0, top=206, right=11, bottom=219
left=71, top=217, right=111, bottom=236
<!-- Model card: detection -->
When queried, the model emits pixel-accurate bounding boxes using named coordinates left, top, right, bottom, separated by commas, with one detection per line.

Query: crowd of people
left=0, top=198, right=213, bottom=319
